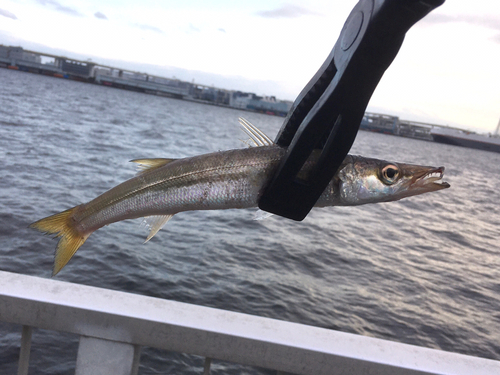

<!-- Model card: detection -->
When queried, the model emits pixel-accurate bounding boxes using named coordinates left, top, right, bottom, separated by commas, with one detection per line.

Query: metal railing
left=0, top=270, right=499, bottom=375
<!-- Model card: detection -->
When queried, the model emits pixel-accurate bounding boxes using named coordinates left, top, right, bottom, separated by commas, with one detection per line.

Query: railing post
left=75, top=336, right=138, bottom=375
left=17, top=325, right=32, bottom=375
left=131, top=345, right=141, bottom=375
left=203, top=357, right=212, bottom=375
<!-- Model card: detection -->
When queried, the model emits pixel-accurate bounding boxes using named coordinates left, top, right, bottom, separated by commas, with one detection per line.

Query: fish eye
left=381, top=164, right=400, bottom=184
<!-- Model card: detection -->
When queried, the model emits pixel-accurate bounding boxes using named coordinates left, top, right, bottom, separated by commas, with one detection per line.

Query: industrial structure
left=360, top=112, right=500, bottom=153
left=360, top=112, right=442, bottom=141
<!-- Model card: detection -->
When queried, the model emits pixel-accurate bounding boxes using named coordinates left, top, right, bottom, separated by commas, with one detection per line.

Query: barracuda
left=30, top=119, right=450, bottom=275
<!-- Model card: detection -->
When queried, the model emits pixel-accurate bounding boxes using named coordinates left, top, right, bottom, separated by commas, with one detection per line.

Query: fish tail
left=29, top=206, right=91, bottom=276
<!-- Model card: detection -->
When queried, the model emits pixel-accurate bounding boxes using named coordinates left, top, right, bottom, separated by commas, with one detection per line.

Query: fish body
left=30, top=120, right=449, bottom=275
left=80, top=146, right=284, bottom=229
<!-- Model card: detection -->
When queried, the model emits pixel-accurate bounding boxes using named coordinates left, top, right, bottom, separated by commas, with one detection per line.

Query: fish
left=30, top=118, right=450, bottom=275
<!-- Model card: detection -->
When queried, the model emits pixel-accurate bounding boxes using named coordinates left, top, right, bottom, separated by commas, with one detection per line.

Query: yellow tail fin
left=29, top=206, right=90, bottom=276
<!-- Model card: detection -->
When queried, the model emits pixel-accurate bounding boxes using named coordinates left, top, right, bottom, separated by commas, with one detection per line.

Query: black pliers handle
left=258, top=0, right=445, bottom=221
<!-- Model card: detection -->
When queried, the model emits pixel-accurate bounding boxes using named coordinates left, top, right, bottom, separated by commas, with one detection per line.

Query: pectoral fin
left=143, top=214, right=174, bottom=243
left=254, top=209, right=274, bottom=220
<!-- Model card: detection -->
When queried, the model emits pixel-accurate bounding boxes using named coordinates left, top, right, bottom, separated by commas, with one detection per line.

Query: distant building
left=230, top=92, right=291, bottom=116
left=60, top=59, right=95, bottom=77
left=2, top=46, right=41, bottom=63
left=0, top=45, right=9, bottom=59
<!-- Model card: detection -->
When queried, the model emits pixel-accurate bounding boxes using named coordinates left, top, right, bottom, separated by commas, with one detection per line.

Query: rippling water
left=1, top=68, right=499, bottom=374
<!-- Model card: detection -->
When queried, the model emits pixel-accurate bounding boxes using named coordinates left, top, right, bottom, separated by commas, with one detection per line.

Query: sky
left=1, top=0, right=499, bottom=133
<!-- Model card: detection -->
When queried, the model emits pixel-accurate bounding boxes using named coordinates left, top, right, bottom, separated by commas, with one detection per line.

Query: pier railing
left=1, top=270, right=499, bottom=375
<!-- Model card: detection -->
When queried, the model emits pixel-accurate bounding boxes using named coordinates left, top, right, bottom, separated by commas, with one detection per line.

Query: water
left=1, top=67, right=499, bottom=374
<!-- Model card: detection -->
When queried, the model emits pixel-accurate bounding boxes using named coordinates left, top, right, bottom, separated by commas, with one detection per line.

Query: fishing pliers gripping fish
left=258, top=0, right=445, bottom=221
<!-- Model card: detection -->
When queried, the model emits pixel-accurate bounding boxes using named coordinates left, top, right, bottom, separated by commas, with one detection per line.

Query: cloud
left=218, top=28, right=226, bottom=34
left=0, top=8, right=17, bottom=20
left=35, top=0, right=83, bottom=17
left=419, top=13, right=454, bottom=25
left=187, top=24, right=200, bottom=33
left=256, top=4, right=318, bottom=19
left=421, top=13, right=500, bottom=32
left=94, top=11, right=107, bottom=20
left=135, top=24, right=164, bottom=34
left=420, top=13, right=500, bottom=44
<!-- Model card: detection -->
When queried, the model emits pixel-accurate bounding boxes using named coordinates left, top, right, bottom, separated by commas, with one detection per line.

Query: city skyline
left=1, top=0, right=499, bottom=132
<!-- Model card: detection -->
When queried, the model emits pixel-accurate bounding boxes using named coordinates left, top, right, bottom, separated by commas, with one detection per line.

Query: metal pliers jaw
left=258, top=0, right=445, bottom=221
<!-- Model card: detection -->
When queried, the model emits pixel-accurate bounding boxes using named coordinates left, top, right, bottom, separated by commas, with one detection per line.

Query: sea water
left=1, top=68, right=499, bottom=374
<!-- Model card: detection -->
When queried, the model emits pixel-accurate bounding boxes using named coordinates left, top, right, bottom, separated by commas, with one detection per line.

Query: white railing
left=0, top=270, right=499, bottom=375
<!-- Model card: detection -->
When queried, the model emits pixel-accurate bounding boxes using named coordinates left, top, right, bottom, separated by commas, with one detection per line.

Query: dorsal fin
left=130, top=158, right=177, bottom=175
left=238, top=118, right=274, bottom=147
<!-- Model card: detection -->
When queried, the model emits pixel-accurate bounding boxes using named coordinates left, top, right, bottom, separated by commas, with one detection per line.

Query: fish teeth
left=427, top=172, right=441, bottom=179
left=419, top=170, right=443, bottom=185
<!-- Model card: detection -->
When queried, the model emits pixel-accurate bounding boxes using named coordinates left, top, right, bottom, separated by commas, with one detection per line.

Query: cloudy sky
left=1, top=0, right=499, bottom=132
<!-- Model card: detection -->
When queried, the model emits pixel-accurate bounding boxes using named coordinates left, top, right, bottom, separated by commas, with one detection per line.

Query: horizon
left=1, top=0, right=499, bottom=133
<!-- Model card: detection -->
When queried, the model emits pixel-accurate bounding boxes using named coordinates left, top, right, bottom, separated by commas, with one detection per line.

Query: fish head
left=338, top=156, right=450, bottom=205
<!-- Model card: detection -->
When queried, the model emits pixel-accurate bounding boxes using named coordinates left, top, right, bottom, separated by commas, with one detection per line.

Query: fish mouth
left=412, top=166, right=450, bottom=190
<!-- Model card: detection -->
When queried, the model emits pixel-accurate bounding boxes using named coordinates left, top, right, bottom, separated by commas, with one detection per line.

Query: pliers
left=258, top=0, right=445, bottom=221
